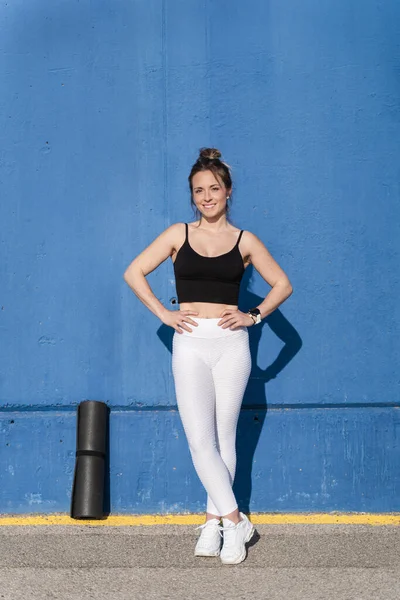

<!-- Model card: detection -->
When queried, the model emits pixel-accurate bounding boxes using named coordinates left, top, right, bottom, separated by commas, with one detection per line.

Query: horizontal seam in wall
left=0, top=402, right=399, bottom=413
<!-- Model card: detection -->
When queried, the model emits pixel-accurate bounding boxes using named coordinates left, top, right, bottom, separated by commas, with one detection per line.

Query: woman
left=123, top=148, right=293, bottom=565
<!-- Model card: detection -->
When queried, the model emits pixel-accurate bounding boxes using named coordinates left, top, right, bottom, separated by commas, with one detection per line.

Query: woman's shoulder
left=240, top=229, right=264, bottom=246
left=161, top=222, right=187, bottom=249
left=163, top=222, right=186, bottom=234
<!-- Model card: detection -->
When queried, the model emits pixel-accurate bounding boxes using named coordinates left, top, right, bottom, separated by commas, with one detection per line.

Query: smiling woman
left=123, top=147, right=293, bottom=565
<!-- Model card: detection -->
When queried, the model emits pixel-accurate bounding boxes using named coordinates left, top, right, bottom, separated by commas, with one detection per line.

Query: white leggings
left=172, top=317, right=252, bottom=516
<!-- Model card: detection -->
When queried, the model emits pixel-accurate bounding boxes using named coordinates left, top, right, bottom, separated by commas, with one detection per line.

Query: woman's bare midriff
left=178, top=301, right=239, bottom=319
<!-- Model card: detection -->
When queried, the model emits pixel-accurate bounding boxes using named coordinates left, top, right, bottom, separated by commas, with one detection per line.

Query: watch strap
left=247, top=307, right=262, bottom=324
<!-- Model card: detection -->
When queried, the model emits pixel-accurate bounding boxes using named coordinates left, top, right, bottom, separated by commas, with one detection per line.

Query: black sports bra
left=173, top=223, right=245, bottom=305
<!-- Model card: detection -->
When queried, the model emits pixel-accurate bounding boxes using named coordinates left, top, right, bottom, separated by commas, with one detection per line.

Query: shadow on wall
left=156, top=264, right=302, bottom=513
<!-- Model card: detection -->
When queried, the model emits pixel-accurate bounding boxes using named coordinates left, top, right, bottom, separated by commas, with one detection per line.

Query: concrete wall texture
left=1, top=0, right=399, bottom=514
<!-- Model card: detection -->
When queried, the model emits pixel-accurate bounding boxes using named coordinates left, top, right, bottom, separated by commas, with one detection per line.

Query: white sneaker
left=194, top=518, right=223, bottom=557
left=220, top=512, right=255, bottom=565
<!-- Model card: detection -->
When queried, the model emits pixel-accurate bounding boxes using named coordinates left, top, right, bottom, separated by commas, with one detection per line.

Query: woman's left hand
left=217, top=309, right=254, bottom=329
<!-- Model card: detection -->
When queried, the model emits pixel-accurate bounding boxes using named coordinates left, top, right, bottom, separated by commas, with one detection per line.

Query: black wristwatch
left=247, top=307, right=262, bottom=325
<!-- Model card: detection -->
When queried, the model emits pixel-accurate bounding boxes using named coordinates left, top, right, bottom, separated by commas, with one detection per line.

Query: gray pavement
left=0, top=523, right=399, bottom=599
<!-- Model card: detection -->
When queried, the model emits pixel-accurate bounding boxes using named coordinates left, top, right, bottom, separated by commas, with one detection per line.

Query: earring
left=226, top=196, right=230, bottom=200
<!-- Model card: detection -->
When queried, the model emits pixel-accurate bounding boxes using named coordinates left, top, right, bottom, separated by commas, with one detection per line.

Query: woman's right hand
left=161, top=309, right=199, bottom=333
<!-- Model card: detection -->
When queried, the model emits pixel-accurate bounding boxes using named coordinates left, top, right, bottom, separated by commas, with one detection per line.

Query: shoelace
left=195, top=522, right=224, bottom=538
left=220, top=521, right=244, bottom=546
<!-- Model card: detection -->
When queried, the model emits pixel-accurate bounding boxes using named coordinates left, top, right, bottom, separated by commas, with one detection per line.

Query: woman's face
left=191, top=170, right=230, bottom=219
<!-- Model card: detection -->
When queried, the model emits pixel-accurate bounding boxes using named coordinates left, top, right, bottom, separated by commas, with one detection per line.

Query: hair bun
left=199, top=147, right=222, bottom=161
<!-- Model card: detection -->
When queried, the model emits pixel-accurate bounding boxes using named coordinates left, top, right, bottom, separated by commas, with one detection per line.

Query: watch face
left=249, top=308, right=260, bottom=316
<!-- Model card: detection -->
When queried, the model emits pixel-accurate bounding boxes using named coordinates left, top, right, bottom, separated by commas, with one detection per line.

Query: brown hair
left=188, top=148, right=233, bottom=220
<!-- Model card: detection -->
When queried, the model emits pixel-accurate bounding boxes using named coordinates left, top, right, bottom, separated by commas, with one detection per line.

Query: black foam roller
left=70, top=400, right=108, bottom=519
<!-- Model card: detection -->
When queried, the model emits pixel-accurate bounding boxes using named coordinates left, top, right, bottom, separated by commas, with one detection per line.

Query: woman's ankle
left=205, top=512, right=220, bottom=522
left=222, top=508, right=241, bottom=525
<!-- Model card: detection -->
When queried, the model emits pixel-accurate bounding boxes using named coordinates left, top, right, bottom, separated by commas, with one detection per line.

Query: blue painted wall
left=1, top=0, right=399, bottom=514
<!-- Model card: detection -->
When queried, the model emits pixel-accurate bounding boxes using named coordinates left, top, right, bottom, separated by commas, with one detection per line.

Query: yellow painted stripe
left=0, top=513, right=399, bottom=526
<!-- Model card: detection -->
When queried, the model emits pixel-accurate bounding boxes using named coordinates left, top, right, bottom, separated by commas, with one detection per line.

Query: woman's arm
left=245, top=231, right=293, bottom=319
left=123, top=223, right=180, bottom=321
